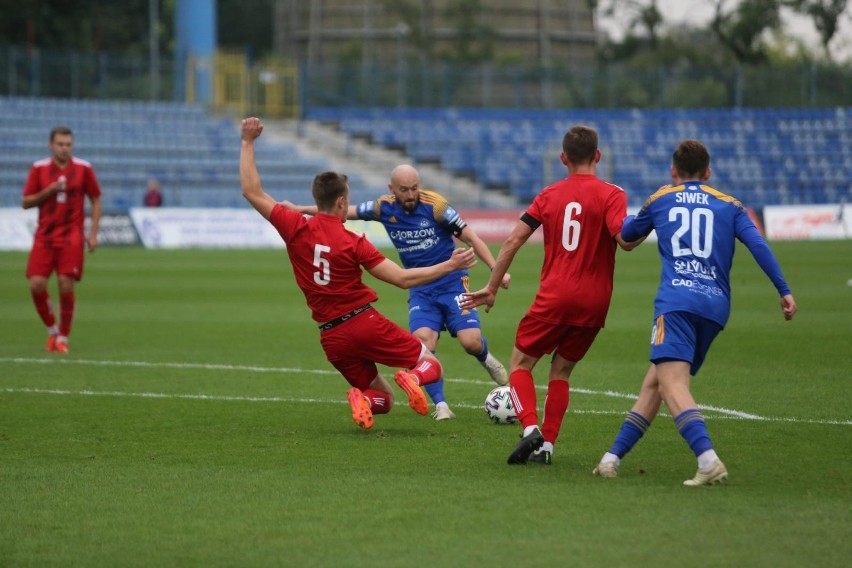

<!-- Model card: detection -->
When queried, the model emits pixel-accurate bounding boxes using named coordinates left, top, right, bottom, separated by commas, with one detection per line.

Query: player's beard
left=401, top=197, right=418, bottom=212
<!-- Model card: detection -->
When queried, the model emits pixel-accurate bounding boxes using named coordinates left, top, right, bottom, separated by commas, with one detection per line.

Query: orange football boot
left=393, top=371, right=429, bottom=416
left=53, top=340, right=69, bottom=354
left=347, top=388, right=374, bottom=429
left=46, top=335, right=58, bottom=352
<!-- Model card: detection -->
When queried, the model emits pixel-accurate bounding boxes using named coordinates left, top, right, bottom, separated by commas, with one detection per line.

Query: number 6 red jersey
left=522, top=174, right=627, bottom=327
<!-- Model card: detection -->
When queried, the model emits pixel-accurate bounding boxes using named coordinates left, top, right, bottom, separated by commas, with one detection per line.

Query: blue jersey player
left=594, top=140, right=797, bottom=485
left=285, top=165, right=510, bottom=420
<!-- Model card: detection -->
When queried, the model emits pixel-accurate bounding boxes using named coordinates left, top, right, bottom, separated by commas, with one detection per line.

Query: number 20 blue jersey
left=623, top=182, right=758, bottom=328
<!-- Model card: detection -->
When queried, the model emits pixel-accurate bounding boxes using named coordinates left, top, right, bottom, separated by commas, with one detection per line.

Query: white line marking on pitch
left=2, top=357, right=849, bottom=426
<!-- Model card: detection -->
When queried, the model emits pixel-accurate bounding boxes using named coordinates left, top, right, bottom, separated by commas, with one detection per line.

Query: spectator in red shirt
left=22, top=126, right=102, bottom=354
left=239, top=117, right=476, bottom=429
left=462, top=125, right=642, bottom=465
left=144, top=178, right=163, bottom=207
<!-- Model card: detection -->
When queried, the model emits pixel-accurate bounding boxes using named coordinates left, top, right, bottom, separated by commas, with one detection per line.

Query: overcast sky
left=597, top=0, right=852, bottom=61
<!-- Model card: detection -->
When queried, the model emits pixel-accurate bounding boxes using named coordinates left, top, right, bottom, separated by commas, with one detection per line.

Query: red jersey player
left=22, top=126, right=102, bottom=354
left=462, top=125, right=642, bottom=465
left=239, top=117, right=476, bottom=429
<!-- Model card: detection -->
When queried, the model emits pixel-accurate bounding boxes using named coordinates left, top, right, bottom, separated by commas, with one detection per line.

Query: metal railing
left=1, top=45, right=851, bottom=111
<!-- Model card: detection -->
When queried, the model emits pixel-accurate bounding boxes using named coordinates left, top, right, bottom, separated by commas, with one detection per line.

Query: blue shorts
left=649, top=311, right=722, bottom=376
left=409, top=285, right=481, bottom=337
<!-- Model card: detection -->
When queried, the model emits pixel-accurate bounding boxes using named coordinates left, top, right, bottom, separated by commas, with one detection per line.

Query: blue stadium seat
left=0, top=96, right=371, bottom=211
left=305, top=106, right=850, bottom=207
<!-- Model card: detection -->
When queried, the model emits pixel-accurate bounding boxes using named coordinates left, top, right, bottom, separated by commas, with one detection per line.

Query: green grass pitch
left=1, top=240, right=850, bottom=567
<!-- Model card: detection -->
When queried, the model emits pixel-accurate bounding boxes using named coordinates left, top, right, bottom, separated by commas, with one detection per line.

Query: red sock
left=510, top=369, right=538, bottom=429
left=59, top=291, right=75, bottom=337
left=541, top=379, right=570, bottom=444
left=363, top=389, right=392, bottom=414
left=411, top=358, right=442, bottom=386
left=31, top=290, right=56, bottom=328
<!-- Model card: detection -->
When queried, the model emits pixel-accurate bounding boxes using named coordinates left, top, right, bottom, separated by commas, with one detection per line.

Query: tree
left=710, top=0, right=784, bottom=64
left=787, top=0, right=849, bottom=60
left=597, top=0, right=664, bottom=49
left=440, top=0, right=497, bottom=65
left=217, top=0, right=274, bottom=59
left=0, top=0, right=172, bottom=55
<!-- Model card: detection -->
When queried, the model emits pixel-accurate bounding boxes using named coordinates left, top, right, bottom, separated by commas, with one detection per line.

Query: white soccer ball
left=484, top=386, right=517, bottom=424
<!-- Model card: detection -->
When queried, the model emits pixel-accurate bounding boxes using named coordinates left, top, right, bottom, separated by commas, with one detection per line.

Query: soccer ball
left=484, top=386, right=517, bottom=424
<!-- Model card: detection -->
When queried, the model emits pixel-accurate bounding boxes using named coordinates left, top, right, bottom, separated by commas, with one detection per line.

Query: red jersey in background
left=23, top=156, right=102, bottom=247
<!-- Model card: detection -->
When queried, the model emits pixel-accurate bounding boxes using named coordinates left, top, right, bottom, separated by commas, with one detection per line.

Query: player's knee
left=28, top=277, right=47, bottom=294
left=459, top=336, right=484, bottom=355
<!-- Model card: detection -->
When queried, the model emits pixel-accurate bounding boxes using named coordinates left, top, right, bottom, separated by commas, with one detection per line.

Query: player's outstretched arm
left=459, top=287, right=496, bottom=312
left=458, top=226, right=511, bottom=289
left=240, top=118, right=277, bottom=220
left=277, top=201, right=359, bottom=219
left=368, top=247, right=475, bottom=289
left=739, top=224, right=796, bottom=321
left=460, top=220, right=532, bottom=312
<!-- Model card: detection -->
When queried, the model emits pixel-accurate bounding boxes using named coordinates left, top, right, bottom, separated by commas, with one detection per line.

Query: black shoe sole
left=507, top=431, right=544, bottom=465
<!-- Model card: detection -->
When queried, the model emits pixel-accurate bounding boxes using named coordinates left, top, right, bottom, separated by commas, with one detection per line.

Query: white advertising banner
left=129, top=208, right=285, bottom=249
left=343, top=219, right=392, bottom=247
left=0, top=208, right=38, bottom=250
left=764, top=204, right=850, bottom=240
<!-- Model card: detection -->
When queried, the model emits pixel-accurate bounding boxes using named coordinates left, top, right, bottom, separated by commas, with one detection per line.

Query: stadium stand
left=3, top=98, right=847, bottom=211
left=306, top=107, right=851, bottom=207
left=0, top=97, right=372, bottom=212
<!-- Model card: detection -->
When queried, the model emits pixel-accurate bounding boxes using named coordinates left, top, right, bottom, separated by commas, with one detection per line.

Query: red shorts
left=515, top=314, right=601, bottom=362
left=26, top=237, right=86, bottom=281
left=320, top=307, right=425, bottom=390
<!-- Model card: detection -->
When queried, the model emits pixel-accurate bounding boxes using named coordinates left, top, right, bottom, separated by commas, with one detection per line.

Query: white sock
left=698, top=449, right=719, bottom=470
left=523, top=425, right=540, bottom=437
left=540, top=442, right=554, bottom=454
left=57, top=335, right=68, bottom=344
left=436, top=401, right=449, bottom=411
left=601, top=452, right=620, bottom=465
left=48, top=325, right=59, bottom=335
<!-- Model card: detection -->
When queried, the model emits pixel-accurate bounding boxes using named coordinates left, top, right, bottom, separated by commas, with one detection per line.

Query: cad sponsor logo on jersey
left=674, top=259, right=718, bottom=281
left=670, top=278, right=725, bottom=298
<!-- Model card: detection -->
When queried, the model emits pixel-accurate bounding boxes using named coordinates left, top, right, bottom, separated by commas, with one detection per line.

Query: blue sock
left=423, top=350, right=446, bottom=404
left=674, top=409, right=714, bottom=457
left=424, top=378, right=446, bottom=405
left=609, top=411, right=651, bottom=458
left=474, top=336, right=489, bottom=363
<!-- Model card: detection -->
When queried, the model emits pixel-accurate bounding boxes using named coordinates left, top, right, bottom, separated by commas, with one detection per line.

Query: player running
left=593, top=139, right=797, bottom=485
left=462, top=125, right=641, bottom=465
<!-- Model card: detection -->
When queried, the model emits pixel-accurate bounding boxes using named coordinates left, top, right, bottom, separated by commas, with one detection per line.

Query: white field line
left=2, top=357, right=850, bottom=426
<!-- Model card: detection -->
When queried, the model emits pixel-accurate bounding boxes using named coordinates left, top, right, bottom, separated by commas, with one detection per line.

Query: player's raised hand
left=449, top=247, right=476, bottom=270
left=241, top=117, right=264, bottom=141
left=460, top=288, right=496, bottom=313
